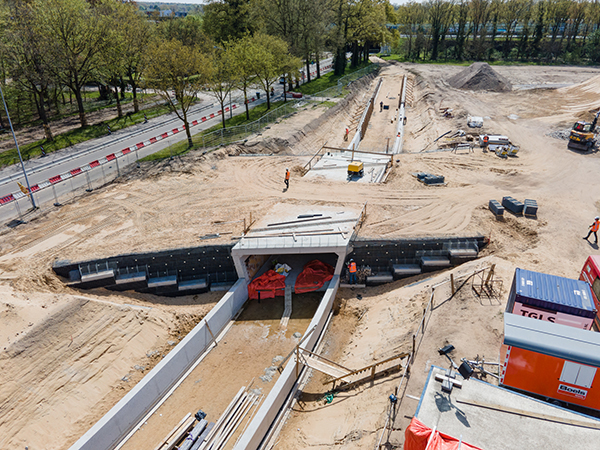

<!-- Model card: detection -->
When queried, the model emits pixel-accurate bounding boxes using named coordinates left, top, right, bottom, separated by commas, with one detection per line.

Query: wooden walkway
left=279, top=285, right=292, bottom=330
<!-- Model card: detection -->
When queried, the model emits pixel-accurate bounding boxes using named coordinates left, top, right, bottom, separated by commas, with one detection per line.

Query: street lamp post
left=0, top=84, right=36, bottom=209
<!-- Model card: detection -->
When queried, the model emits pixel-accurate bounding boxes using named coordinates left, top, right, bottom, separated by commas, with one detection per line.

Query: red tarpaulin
left=248, top=270, right=286, bottom=300
left=295, top=260, right=334, bottom=294
left=404, top=418, right=484, bottom=450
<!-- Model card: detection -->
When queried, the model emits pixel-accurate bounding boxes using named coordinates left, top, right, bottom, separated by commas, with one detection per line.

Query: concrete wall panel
left=69, top=278, right=248, bottom=450
left=233, top=275, right=340, bottom=450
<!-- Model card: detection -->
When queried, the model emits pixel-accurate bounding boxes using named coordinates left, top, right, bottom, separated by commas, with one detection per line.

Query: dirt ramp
left=448, top=62, right=512, bottom=92
left=559, top=74, right=600, bottom=95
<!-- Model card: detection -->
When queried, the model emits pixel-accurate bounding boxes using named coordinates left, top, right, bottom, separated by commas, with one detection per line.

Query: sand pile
left=448, top=62, right=512, bottom=92
left=559, top=74, right=600, bottom=95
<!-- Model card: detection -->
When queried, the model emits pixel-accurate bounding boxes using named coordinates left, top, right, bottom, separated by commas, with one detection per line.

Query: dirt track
left=1, top=59, right=600, bottom=449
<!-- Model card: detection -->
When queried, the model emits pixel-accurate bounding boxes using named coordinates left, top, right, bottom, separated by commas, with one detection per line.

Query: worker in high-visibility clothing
left=584, top=216, right=600, bottom=244
left=348, top=259, right=357, bottom=284
left=284, top=168, right=290, bottom=190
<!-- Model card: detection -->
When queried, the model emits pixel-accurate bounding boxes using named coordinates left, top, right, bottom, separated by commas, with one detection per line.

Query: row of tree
left=0, top=0, right=394, bottom=149
left=395, top=0, right=600, bottom=63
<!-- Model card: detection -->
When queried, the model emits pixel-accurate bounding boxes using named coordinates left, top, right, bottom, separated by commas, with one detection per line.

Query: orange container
left=501, top=313, right=600, bottom=410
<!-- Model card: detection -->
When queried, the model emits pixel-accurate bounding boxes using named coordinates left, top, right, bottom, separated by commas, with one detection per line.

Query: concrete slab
left=304, top=149, right=390, bottom=184
left=416, top=366, right=600, bottom=450
left=232, top=206, right=359, bottom=279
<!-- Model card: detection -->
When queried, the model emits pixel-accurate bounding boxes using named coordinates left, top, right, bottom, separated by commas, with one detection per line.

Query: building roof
left=512, top=268, right=596, bottom=318
left=504, top=313, right=600, bottom=367
left=415, top=366, right=600, bottom=450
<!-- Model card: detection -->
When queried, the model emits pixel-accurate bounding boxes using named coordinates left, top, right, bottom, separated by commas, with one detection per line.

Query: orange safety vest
left=285, top=170, right=290, bottom=180
left=592, top=220, right=600, bottom=232
left=483, top=135, right=489, bottom=143
left=349, top=262, right=357, bottom=273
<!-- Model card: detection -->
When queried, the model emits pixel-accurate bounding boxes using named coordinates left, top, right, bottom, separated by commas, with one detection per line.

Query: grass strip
left=295, top=62, right=372, bottom=95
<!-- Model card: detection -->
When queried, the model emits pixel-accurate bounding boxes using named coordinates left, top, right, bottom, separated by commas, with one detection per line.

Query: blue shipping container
left=507, top=268, right=596, bottom=319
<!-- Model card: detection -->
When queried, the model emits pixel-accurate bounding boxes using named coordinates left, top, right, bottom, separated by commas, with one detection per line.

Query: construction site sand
left=1, top=59, right=600, bottom=449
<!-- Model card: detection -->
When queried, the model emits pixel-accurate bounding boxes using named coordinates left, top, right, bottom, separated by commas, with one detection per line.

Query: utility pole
left=0, top=84, right=36, bottom=209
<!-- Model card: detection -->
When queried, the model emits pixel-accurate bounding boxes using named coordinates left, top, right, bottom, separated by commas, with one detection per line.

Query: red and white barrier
left=2, top=103, right=241, bottom=206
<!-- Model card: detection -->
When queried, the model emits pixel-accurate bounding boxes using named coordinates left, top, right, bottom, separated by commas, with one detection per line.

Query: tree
left=229, top=36, right=257, bottom=120
left=251, top=33, right=292, bottom=110
left=203, top=0, right=255, bottom=43
left=454, top=0, right=470, bottom=60
left=427, top=0, right=454, bottom=61
left=3, top=0, right=54, bottom=140
left=121, top=5, right=154, bottom=113
left=37, top=0, right=111, bottom=127
left=160, top=13, right=209, bottom=49
left=144, top=39, right=212, bottom=148
left=207, top=45, right=237, bottom=129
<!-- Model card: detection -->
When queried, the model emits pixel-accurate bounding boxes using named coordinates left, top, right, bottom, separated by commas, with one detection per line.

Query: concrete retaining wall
left=233, top=275, right=340, bottom=450
left=69, top=278, right=249, bottom=450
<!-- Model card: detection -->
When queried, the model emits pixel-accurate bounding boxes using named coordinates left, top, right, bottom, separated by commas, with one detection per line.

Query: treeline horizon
left=0, top=0, right=394, bottom=147
left=392, top=0, right=600, bottom=64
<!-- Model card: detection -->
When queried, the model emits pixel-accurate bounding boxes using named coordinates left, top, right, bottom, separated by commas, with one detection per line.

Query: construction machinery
left=568, top=110, right=600, bottom=151
left=348, top=161, right=364, bottom=178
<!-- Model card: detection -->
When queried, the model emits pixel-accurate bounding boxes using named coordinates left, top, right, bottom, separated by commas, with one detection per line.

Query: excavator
left=568, top=110, right=600, bottom=151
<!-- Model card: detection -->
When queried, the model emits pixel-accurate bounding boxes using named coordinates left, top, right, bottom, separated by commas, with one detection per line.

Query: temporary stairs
left=295, top=347, right=409, bottom=390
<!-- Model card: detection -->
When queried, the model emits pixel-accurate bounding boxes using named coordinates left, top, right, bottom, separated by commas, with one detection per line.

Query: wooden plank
left=280, top=285, right=292, bottom=329
left=153, top=413, right=192, bottom=450
left=266, top=216, right=332, bottom=227
left=304, top=356, right=350, bottom=378
left=455, top=398, right=600, bottom=430
left=197, top=387, right=245, bottom=450
left=325, top=352, right=409, bottom=386
left=164, top=416, right=195, bottom=450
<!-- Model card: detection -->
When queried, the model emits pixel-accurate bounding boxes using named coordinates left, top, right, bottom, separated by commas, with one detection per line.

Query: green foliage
left=295, top=61, right=371, bottom=95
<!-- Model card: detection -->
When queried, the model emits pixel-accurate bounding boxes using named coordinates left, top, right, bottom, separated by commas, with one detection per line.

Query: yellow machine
left=347, top=161, right=364, bottom=178
left=569, top=111, right=600, bottom=151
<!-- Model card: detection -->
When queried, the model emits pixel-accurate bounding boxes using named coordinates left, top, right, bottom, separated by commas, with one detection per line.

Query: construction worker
left=483, top=135, right=489, bottom=147
left=284, top=168, right=290, bottom=189
left=584, top=216, right=600, bottom=244
left=380, top=101, right=383, bottom=112
left=344, top=127, right=349, bottom=141
left=348, top=259, right=357, bottom=284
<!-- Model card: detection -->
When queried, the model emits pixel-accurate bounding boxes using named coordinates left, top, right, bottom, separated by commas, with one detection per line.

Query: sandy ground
left=1, top=59, right=600, bottom=449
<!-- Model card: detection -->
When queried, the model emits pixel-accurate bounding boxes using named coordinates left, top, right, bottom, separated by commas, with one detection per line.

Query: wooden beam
left=153, top=413, right=191, bottom=450
left=267, top=216, right=332, bottom=227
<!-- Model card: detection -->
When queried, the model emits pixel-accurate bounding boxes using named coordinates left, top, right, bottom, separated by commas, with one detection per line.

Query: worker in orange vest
left=284, top=168, right=290, bottom=189
left=348, top=259, right=357, bottom=284
left=584, top=216, right=600, bottom=244
left=483, top=135, right=489, bottom=147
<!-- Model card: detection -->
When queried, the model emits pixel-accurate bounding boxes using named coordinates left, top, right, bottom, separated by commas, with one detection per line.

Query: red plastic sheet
left=248, top=270, right=286, bottom=300
left=404, top=418, right=483, bottom=450
left=295, top=260, right=334, bottom=294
